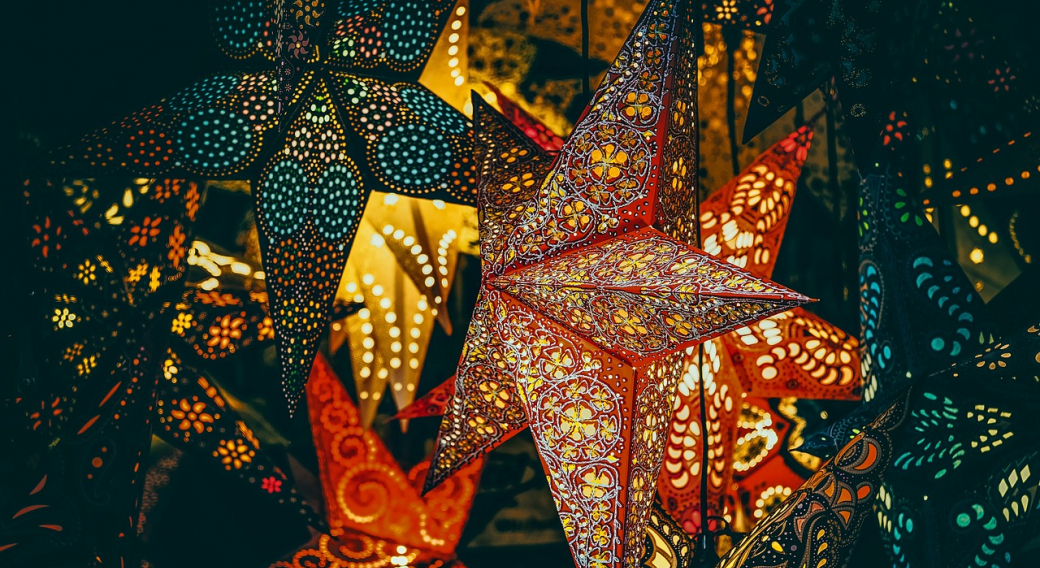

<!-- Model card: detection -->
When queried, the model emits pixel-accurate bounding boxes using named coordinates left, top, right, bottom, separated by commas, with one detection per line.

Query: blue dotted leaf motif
left=892, top=391, right=964, bottom=480
left=912, top=256, right=983, bottom=359
left=950, top=502, right=1012, bottom=568
left=257, top=159, right=308, bottom=237
left=859, top=260, right=889, bottom=401
left=801, top=166, right=998, bottom=460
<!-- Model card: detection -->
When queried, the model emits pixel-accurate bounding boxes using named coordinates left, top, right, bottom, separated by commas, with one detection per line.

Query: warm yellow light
left=969, top=248, right=984, bottom=264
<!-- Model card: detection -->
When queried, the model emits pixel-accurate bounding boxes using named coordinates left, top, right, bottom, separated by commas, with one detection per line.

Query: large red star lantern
left=272, top=354, right=481, bottom=568
left=400, top=128, right=863, bottom=543
left=421, top=1, right=810, bottom=566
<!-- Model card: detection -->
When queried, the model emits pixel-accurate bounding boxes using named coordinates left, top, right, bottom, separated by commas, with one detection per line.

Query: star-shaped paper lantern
left=800, top=157, right=998, bottom=458
left=422, top=2, right=811, bottom=565
left=270, top=353, right=481, bottom=568
left=329, top=192, right=466, bottom=427
left=718, top=319, right=1040, bottom=568
left=7, top=176, right=200, bottom=565
left=53, top=0, right=479, bottom=414
left=640, top=126, right=863, bottom=537
left=400, top=125, right=860, bottom=542
left=6, top=180, right=327, bottom=566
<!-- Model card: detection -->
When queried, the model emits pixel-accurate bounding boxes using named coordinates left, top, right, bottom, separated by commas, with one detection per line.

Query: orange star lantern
left=422, top=2, right=811, bottom=566
left=657, top=127, right=863, bottom=535
left=273, top=354, right=481, bottom=568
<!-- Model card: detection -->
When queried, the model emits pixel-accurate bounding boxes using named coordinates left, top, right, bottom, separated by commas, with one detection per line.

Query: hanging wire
left=581, top=0, right=591, bottom=97
left=724, top=27, right=742, bottom=178
left=691, top=32, right=720, bottom=557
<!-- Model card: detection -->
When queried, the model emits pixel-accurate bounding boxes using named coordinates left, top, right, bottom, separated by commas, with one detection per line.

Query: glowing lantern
left=269, top=354, right=482, bottom=568
left=422, top=1, right=811, bottom=565
left=330, top=192, right=467, bottom=427
left=54, top=0, right=480, bottom=414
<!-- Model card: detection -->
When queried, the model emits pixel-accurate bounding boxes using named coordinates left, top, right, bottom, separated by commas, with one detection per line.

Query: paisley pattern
left=718, top=393, right=909, bottom=568
left=722, top=322, right=1040, bottom=568
left=401, top=115, right=856, bottom=548
left=476, top=0, right=703, bottom=279
left=801, top=163, right=998, bottom=459
left=726, top=308, right=860, bottom=400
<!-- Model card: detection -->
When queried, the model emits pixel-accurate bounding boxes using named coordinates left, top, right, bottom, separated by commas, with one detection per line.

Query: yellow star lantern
left=331, top=192, right=469, bottom=428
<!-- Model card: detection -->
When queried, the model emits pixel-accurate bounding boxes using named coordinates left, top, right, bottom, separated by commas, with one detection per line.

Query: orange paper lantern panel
left=393, top=376, right=457, bottom=421
left=657, top=340, right=741, bottom=535
left=478, top=0, right=702, bottom=281
left=490, top=289, right=670, bottom=568
left=731, top=399, right=791, bottom=479
left=485, top=82, right=566, bottom=152
left=307, top=354, right=481, bottom=555
left=699, top=127, right=812, bottom=278
left=155, top=351, right=322, bottom=528
left=723, top=308, right=862, bottom=400
left=492, top=227, right=808, bottom=366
